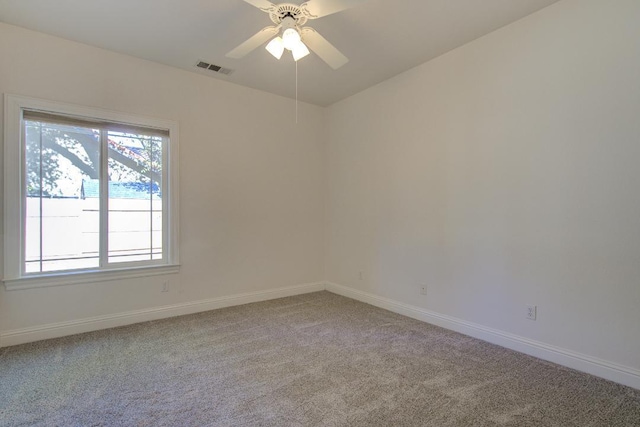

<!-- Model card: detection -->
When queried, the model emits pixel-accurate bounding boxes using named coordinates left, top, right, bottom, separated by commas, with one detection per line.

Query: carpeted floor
left=1, top=291, right=639, bottom=426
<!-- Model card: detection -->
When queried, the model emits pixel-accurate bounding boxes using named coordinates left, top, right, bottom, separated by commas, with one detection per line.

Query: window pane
left=24, top=121, right=100, bottom=273
left=107, top=132, right=163, bottom=264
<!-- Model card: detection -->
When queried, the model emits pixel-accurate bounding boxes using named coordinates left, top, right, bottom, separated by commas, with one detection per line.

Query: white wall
left=325, top=0, right=640, bottom=373
left=0, top=23, right=325, bottom=333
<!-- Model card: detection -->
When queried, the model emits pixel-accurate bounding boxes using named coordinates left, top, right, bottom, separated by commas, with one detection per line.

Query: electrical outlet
left=526, top=305, right=537, bottom=320
left=420, top=286, right=427, bottom=295
left=358, top=271, right=364, bottom=280
left=162, top=281, right=169, bottom=292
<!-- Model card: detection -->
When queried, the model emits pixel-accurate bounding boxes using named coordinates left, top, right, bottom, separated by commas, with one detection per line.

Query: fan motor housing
left=269, top=3, right=308, bottom=26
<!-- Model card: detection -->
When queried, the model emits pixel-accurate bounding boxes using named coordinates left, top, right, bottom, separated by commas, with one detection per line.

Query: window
left=3, top=95, right=179, bottom=290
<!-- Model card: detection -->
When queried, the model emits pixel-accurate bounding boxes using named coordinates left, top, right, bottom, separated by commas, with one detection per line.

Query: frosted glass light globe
left=266, top=37, right=285, bottom=59
left=292, top=42, right=310, bottom=61
left=282, top=28, right=301, bottom=51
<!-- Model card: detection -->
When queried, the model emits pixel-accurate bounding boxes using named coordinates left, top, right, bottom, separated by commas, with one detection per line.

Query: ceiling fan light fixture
left=227, top=1, right=355, bottom=70
left=265, top=36, right=285, bottom=59
left=282, top=28, right=301, bottom=51
left=292, top=42, right=310, bottom=61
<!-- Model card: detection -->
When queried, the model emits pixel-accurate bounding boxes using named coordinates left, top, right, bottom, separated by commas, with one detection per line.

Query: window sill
left=2, top=264, right=181, bottom=291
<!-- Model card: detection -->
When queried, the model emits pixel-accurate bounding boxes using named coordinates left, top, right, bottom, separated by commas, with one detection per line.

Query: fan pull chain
left=295, top=60, right=298, bottom=124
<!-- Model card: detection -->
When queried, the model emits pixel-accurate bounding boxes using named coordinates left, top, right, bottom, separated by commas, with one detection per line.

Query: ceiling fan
left=226, top=0, right=368, bottom=70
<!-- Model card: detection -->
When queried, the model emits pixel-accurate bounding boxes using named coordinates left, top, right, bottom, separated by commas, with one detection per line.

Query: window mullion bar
left=149, top=139, right=153, bottom=260
left=162, top=137, right=169, bottom=263
left=99, top=130, right=109, bottom=267
left=38, top=123, right=44, bottom=273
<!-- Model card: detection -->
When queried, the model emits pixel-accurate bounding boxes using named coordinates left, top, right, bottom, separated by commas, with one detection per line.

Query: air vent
left=196, top=60, right=234, bottom=76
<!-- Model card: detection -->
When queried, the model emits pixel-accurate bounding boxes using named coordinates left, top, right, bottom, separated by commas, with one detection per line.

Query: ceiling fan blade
left=226, top=26, right=280, bottom=59
left=301, top=27, right=348, bottom=70
left=241, top=0, right=277, bottom=13
left=301, top=0, right=368, bottom=19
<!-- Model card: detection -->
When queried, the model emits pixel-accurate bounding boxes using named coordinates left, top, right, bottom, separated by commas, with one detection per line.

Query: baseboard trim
left=0, top=282, right=325, bottom=348
left=325, top=282, right=640, bottom=390
left=3, top=280, right=638, bottom=390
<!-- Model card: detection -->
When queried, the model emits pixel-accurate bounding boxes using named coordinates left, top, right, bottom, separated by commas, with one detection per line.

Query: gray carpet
left=1, top=291, right=639, bottom=426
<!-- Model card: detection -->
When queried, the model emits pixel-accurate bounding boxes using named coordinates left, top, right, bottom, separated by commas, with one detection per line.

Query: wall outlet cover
left=526, top=305, right=537, bottom=320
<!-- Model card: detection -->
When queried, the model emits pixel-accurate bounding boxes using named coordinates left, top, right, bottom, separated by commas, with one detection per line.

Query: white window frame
left=3, top=94, right=180, bottom=290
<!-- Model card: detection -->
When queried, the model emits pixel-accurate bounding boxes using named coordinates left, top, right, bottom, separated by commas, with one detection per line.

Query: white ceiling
left=0, top=0, right=560, bottom=106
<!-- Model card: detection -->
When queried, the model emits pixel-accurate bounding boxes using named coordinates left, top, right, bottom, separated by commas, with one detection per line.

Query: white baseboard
left=3, top=280, right=638, bottom=390
left=325, top=282, right=640, bottom=391
left=0, top=282, right=325, bottom=348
